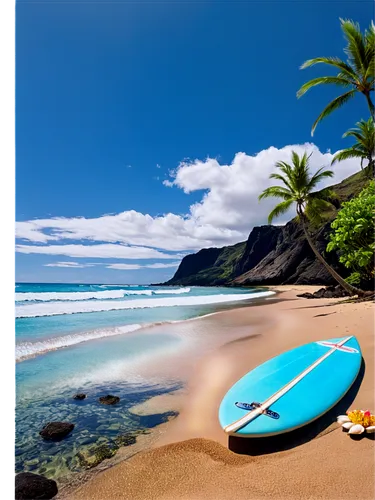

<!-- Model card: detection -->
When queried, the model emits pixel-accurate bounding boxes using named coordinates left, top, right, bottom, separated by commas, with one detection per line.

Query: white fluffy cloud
left=16, top=144, right=361, bottom=257
left=167, top=144, right=360, bottom=232
left=44, top=261, right=96, bottom=268
left=41, top=261, right=180, bottom=271
left=16, top=211, right=242, bottom=252
left=146, top=262, right=180, bottom=269
left=106, top=262, right=180, bottom=270
left=16, top=243, right=182, bottom=260
left=106, top=263, right=142, bottom=270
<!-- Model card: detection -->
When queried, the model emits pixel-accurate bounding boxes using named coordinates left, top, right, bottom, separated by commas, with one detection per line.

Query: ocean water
left=15, top=283, right=274, bottom=481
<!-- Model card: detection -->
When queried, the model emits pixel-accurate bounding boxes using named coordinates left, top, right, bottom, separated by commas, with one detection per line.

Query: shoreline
left=56, top=290, right=281, bottom=496
left=16, top=288, right=276, bottom=362
left=63, top=286, right=375, bottom=500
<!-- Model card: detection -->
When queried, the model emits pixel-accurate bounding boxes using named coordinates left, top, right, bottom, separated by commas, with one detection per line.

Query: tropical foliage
left=259, top=151, right=334, bottom=224
left=258, top=151, right=363, bottom=296
left=331, top=118, right=375, bottom=177
left=255, top=17, right=373, bottom=296
left=327, top=181, right=375, bottom=287
left=297, top=19, right=375, bottom=135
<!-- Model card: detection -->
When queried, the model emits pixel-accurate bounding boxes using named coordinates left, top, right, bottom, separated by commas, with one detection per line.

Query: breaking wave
left=16, top=291, right=275, bottom=318
left=15, top=287, right=191, bottom=302
left=16, top=323, right=143, bottom=361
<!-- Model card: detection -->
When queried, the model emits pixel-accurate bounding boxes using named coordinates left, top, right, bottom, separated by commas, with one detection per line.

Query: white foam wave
left=16, top=287, right=191, bottom=302
left=153, top=287, right=190, bottom=295
left=15, top=323, right=143, bottom=361
left=123, top=287, right=190, bottom=296
left=97, top=284, right=139, bottom=288
left=16, top=291, right=275, bottom=318
left=16, top=290, right=128, bottom=302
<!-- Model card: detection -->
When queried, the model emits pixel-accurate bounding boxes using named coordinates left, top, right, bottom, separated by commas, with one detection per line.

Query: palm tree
left=259, top=151, right=363, bottom=296
left=297, top=19, right=375, bottom=135
left=332, top=118, right=375, bottom=177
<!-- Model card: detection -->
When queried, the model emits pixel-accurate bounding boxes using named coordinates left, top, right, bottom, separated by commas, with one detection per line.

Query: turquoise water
left=15, top=283, right=274, bottom=480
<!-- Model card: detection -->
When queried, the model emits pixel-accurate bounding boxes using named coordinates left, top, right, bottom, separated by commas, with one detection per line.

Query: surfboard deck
left=218, top=336, right=361, bottom=437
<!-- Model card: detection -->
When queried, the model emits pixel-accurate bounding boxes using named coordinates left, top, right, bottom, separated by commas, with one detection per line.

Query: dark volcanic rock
left=99, top=395, right=120, bottom=405
left=15, top=472, right=58, bottom=499
left=313, top=287, right=330, bottom=298
left=73, top=393, right=87, bottom=400
left=161, top=221, right=346, bottom=288
left=297, top=285, right=349, bottom=299
left=233, top=220, right=346, bottom=287
left=159, top=242, right=246, bottom=286
left=296, top=292, right=315, bottom=299
left=234, top=225, right=282, bottom=276
left=39, top=422, right=74, bottom=440
left=165, top=247, right=222, bottom=284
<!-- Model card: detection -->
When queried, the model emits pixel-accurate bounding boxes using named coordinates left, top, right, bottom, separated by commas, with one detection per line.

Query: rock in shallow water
left=75, top=442, right=117, bottom=469
left=98, top=395, right=120, bottom=405
left=73, top=393, right=87, bottom=400
left=24, top=459, right=39, bottom=467
left=15, top=472, right=58, bottom=500
left=114, top=433, right=136, bottom=447
left=39, top=422, right=74, bottom=441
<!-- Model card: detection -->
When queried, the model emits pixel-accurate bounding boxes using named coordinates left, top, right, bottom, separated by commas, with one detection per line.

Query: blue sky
left=16, top=1, right=373, bottom=284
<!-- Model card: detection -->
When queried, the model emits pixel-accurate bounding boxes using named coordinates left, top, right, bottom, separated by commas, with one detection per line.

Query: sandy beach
left=66, top=287, right=375, bottom=500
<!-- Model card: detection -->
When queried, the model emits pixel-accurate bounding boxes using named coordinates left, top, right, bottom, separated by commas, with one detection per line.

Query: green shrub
left=327, top=181, right=375, bottom=288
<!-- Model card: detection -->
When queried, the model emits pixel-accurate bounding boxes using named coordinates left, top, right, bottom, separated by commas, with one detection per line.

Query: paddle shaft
left=224, top=336, right=353, bottom=434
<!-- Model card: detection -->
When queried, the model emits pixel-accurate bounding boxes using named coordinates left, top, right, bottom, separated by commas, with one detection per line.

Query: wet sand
left=67, top=286, right=375, bottom=500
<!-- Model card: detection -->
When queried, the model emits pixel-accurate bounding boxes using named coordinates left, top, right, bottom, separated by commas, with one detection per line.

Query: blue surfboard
left=218, top=336, right=361, bottom=437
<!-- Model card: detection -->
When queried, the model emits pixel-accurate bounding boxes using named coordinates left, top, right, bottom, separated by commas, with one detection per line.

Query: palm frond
left=274, top=162, right=297, bottom=189
left=343, top=130, right=367, bottom=144
left=274, top=161, right=293, bottom=175
left=305, top=197, right=334, bottom=226
left=296, top=76, right=352, bottom=99
left=364, top=23, right=375, bottom=78
left=292, top=151, right=309, bottom=192
left=331, top=148, right=367, bottom=164
left=269, top=173, right=296, bottom=194
left=267, top=199, right=295, bottom=224
left=291, top=150, right=303, bottom=167
left=343, top=118, right=375, bottom=148
left=340, top=18, right=366, bottom=75
left=307, top=167, right=334, bottom=191
left=334, top=117, right=375, bottom=166
left=258, top=186, right=293, bottom=201
left=364, top=66, right=375, bottom=85
left=311, top=90, right=356, bottom=136
left=261, top=184, right=293, bottom=198
left=299, top=56, right=357, bottom=80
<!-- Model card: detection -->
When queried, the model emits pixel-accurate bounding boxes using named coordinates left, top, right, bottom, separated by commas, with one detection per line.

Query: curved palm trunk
left=298, top=212, right=364, bottom=297
left=363, top=157, right=374, bottom=179
left=364, top=91, right=375, bottom=120
left=365, top=161, right=375, bottom=179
